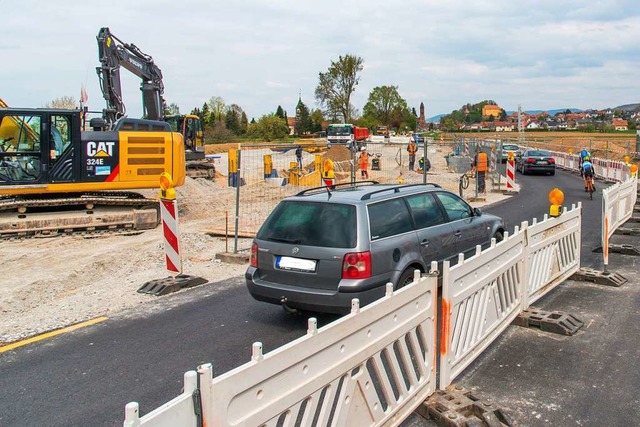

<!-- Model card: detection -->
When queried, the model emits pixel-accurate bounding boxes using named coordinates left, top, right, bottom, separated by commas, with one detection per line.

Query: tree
left=225, top=104, right=245, bottom=135
left=225, top=107, right=240, bottom=134
left=167, top=102, right=180, bottom=115
left=294, top=100, right=312, bottom=135
left=200, top=102, right=211, bottom=124
left=310, top=109, right=325, bottom=133
left=240, top=112, right=249, bottom=135
left=207, top=96, right=226, bottom=122
left=315, top=54, right=364, bottom=123
left=275, top=105, right=285, bottom=119
left=247, top=114, right=289, bottom=142
left=43, top=96, right=77, bottom=109
left=362, top=85, right=406, bottom=128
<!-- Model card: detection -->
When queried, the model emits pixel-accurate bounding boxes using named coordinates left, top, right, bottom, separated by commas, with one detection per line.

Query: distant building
left=494, top=121, right=514, bottom=132
left=612, top=118, right=628, bottom=131
left=482, top=104, right=501, bottom=118
left=287, top=117, right=296, bottom=135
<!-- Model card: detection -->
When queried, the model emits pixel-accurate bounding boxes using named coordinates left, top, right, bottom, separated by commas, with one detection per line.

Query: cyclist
left=581, top=156, right=595, bottom=192
left=579, top=147, right=590, bottom=165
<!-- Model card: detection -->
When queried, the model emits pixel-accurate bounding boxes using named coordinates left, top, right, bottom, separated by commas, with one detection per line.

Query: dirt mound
left=323, top=146, right=352, bottom=162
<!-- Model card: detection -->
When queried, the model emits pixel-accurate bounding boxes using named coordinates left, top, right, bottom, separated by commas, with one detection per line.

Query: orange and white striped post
left=506, top=151, right=516, bottom=192
left=137, top=173, right=208, bottom=295
left=159, top=173, right=182, bottom=274
left=160, top=199, right=182, bottom=274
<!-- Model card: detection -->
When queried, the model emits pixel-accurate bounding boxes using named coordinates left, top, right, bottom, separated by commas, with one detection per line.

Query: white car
left=500, top=144, right=520, bottom=162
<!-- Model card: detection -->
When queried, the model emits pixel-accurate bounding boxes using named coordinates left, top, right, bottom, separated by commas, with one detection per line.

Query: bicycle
left=459, top=169, right=476, bottom=197
left=584, top=174, right=596, bottom=200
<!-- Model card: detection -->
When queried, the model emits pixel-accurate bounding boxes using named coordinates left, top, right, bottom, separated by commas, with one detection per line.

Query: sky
left=2, top=0, right=639, bottom=121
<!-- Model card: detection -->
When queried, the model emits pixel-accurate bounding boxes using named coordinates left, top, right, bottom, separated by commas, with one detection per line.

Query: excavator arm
left=96, top=27, right=167, bottom=127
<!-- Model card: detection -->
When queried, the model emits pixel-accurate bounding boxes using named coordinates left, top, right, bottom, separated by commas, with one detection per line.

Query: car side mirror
left=474, top=207, right=482, bottom=216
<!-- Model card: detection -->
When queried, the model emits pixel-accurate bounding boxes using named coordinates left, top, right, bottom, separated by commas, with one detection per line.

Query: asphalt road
left=0, top=168, right=624, bottom=426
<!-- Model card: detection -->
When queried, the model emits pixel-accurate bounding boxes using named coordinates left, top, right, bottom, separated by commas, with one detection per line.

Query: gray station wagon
left=246, top=183, right=505, bottom=314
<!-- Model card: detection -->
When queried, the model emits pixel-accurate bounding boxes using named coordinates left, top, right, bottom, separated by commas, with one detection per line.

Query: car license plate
left=537, top=160, right=548, bottom=164
left=276, top=256, right=316, bottom=272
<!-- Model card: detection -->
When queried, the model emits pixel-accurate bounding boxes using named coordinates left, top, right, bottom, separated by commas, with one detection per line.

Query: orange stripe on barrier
left=440, top=298, right=450, bottom=356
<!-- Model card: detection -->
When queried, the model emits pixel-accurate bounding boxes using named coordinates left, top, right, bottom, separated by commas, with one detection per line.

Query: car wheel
left=396, top=268, right=420, bottom=290
left=550, top=170, right=555, bottom=176
left=493, top=230, right=504, bottom=243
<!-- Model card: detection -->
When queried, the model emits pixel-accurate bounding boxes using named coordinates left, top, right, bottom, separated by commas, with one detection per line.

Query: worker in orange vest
left=358, top=147, right=369, bottom=179
left=472, top=149, right=489, bottom=193
left=407, top=138, right=418, bottom=171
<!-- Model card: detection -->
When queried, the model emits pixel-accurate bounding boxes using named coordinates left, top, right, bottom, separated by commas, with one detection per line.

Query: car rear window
left=527, top=150, right=550, bottom=156
left=256, top=201, right=357, bottom=248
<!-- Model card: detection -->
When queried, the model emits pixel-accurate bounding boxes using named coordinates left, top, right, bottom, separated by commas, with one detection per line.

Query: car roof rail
left=294, top=180, right=379, bottom=196
left=360, top=183, right=441, bottom=200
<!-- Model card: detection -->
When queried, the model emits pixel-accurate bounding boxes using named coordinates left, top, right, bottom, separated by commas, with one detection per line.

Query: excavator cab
left=165, top=114, right=204, bottom=160
left=0, top=109, right=77, bottom=186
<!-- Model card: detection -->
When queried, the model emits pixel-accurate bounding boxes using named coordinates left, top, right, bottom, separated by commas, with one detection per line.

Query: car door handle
left=420, top=239, right=430, bottom=246
left=454, top=231, right=462, bottom=237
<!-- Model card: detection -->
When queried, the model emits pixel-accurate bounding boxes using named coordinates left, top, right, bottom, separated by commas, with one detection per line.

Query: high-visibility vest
left=476, top=152, right=488, bottom=172
left=359, top=153, right=369, bottom=169
left=407, top=143, right=417, bottom=155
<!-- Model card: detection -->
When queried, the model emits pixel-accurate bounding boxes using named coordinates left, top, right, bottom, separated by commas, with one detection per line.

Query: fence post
left=234, top=146, right=241, bottom=253
left=350, top=143, right=356, bottom=184
left=423, top=137, right=428, bottom=184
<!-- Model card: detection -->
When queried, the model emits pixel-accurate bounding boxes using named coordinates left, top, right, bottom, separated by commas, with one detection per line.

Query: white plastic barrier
left=524, top=205, right=582, bottom=307
left=123, top=372, right=198, bottom=427
left=550, top=150, right=631, bottom=184
left=439, top=227, right=526, bottom=389
left=602, top=177, right=639, bottom=267
left=439, top=204, right=582, bottom=388
left=125, top=268, right=438, bottom=427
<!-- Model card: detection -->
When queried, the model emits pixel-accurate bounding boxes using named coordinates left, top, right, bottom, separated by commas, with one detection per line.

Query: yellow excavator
left=96, top=27, right=214, bottom=178
left=0, top=102, right=186, bottom=238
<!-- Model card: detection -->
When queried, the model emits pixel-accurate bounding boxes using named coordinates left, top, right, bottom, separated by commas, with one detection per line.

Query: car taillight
left=526, top=158, right=536, bottom=164
left=342, top=251, right=371, bottom=279
left=548, top=158, right=555, bottom=164
left=250, top=242, right=258, bottom=267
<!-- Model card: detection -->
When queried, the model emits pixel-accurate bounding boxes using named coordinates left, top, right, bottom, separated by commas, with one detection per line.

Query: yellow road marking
left=0, top=316, right=108, bottom=354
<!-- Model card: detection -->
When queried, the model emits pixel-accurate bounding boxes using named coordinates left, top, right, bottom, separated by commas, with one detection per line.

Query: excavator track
left=0, top=192, right=160, bottom=239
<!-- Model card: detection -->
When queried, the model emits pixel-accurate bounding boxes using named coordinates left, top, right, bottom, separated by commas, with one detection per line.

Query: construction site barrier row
left=124, top=267, right=439, bottom=427
left=123, top=204, right=584, bottom=426
left=602, top=177, right=638, bottom=267
left=550, top=150, right=638, bottom=267
left=550, top=150, right=632, bottom=183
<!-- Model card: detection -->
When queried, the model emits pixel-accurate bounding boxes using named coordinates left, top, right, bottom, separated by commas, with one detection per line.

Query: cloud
left=2, top=0, right=639, bottom=119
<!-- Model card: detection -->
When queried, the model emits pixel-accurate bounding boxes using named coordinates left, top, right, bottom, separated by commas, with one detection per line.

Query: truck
left=374, top=126, right=389, bottom=136
left=96, top=27, right=215, bottom=178
left=326, top=124, right=369, bottom=151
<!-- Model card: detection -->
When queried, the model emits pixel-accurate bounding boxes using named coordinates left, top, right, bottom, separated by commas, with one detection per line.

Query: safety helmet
left=584, top=156, right=590, bottom=161
left=361, top=147, right=366, bottom=151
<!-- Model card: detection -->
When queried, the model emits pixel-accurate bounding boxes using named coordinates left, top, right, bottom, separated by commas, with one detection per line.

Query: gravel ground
left=0, top=140, right=515, bottom=344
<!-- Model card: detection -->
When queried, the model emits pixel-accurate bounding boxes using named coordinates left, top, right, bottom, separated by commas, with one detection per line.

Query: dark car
left=516, top=149, right=556, bottom=175
left=246, top=183, right=505, bottom=314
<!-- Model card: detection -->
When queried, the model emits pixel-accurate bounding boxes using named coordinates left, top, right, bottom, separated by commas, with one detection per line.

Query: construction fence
left=124, top=202, right=589, bottom=427
left=209, top=140, right=438, bottom=251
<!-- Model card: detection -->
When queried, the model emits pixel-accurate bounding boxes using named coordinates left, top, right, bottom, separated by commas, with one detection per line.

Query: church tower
left=418, top=102, right=426, bottom=129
